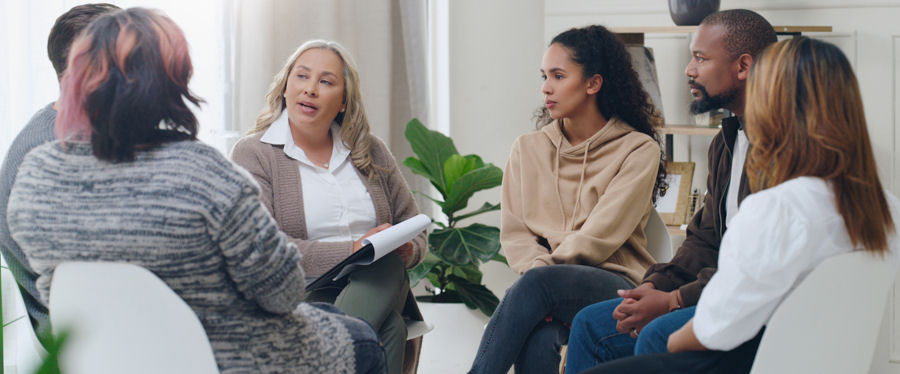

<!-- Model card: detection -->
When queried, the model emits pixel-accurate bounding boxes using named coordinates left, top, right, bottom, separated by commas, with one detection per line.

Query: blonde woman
left=231, top=40, right=425, bottom=374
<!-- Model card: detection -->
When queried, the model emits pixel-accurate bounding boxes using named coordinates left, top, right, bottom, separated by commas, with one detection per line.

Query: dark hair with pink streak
left=56, top=7, right=203, bottom=162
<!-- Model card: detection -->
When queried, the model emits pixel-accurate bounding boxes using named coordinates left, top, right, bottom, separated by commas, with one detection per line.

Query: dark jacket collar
left=721, top=116, right=742, bottom=151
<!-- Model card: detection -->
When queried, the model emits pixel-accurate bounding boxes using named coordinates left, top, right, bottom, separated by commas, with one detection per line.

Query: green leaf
left=443, top=154, right=478, bottom=192
left=463, top=154, right=486, bottom=169
left=492, top=253, right=509, bottom=265
left=452, top=264, right=483, bottom=285
left=34, top=329, right=70, bottom=374
left=404, top=119, right=458, bottom=196
left=454, top=202, right=501, bottom=223
left=407, top=252, right=441, bottom=288
left=404, top=158, right=448, bottom=198
left=449, top=275, right=500, bottom=316
left=429, top=223, right=501, bottom=266
left=425, top=272, right=441, bottom=290
left=412, top=190, right=446, bottom=208
left=442, top=164, right=503, bottom=216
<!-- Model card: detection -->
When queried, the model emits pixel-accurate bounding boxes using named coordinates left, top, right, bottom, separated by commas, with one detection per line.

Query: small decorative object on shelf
left=668, top=0, right=721, bottom=26
left=686, top=188, right=703, bottom=223
left=657, top=162, right=695, bottom=225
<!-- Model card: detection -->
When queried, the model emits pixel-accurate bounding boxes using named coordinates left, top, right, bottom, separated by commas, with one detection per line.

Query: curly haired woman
left=468, top=25, right=667, bottom=374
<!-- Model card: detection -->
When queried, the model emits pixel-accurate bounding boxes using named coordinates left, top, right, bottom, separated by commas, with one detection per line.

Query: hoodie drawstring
left=554, top=135, right=592, bottom=232
left=570, top=139, right=590, bottom=231
left=553, top=136, right=568, bottom=230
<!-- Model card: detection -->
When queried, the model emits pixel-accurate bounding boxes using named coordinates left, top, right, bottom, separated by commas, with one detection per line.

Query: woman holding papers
left=7, top=8, right=384, bottom=373
left=469, top=25, right=667, bottom=374
left=232, top=39, right=425, bottom=374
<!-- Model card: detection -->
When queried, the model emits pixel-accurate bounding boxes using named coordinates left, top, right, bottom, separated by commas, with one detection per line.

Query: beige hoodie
left=501, top=116, right=659, bottom=285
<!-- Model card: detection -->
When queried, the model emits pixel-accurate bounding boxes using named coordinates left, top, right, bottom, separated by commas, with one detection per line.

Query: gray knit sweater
left=8, top=140, right=358, bottom=373
left=0, top=102, right=56, bottom=338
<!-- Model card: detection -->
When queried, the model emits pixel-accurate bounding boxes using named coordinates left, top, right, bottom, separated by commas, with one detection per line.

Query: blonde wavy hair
left=249, top=40, right=377, bottom=178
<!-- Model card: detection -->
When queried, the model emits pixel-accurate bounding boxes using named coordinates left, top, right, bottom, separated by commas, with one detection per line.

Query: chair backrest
left=1, top=255, right=46, bottom=374
left=646, top=208, right=673, bottom=263
left=750, top=251, right=894, bottom=374
left=49, top=262, right=219, bottom=374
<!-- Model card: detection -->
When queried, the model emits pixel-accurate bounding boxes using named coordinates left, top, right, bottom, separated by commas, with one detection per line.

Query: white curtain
left=0, top=0, right=233, bottom=161
left=1, top=1, right=428, bottom=207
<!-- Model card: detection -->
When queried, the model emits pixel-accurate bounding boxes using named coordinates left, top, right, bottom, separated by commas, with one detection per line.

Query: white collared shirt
left=693, top=177, right=900, bottom=350
left=260, top=111, right=377, bottom=242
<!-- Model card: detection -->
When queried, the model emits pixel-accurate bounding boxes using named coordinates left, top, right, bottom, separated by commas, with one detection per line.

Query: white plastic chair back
left=49, top=262, right=219, bottom=374
left=1, top=255, right=46, bottom=374
left=646, top=208, right=673, bottom=262
left=750, top=251, right=893, bottom=374
left=406, top=319, right=434, bottom=340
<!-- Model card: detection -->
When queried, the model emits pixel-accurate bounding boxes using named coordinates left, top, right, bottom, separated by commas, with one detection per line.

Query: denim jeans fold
left=468, top=265, right=633, bottom=374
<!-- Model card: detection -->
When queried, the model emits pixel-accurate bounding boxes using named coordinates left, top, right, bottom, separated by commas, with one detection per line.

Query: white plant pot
left=417, top=302, right=491, bottom=374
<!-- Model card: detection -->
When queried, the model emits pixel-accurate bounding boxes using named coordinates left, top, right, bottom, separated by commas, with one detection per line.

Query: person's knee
left=515, top=265, right=562, bottom=292
left=572, top=299, right=621, bottom=334
left=380, top=311, right=407, bottom=344
left=634, top=319, right=671, bottom=355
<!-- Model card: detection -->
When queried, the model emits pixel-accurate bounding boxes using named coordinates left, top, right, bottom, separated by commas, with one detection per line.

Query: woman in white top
left=583, top=37, right=899, bottom=374
left=231, top=40, right=426, bottom=374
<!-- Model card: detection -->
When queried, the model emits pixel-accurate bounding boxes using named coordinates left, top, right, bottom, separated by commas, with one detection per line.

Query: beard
left=689, top=79, right=739, bottom=114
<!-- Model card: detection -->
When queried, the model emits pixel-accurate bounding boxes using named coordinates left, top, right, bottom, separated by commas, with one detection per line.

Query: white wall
left=447, top=0, right=546, bottom=296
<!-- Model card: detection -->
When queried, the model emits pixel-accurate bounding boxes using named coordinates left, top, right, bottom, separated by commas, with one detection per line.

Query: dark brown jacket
left=643, top=116, right=750, bottom=306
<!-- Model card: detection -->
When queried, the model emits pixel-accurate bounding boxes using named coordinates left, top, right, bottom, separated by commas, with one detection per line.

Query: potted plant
left=403, top=119, right=508, bottom=317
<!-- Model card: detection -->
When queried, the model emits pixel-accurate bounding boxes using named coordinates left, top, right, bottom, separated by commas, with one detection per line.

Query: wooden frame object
left=656, top=162, right=695, bottom=226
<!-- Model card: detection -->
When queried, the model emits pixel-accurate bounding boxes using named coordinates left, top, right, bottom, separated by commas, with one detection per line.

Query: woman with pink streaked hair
left=8, top=7, right=385, bottom=373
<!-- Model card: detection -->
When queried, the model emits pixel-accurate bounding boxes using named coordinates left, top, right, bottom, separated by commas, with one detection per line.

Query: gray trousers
left=307, top=252, right=410, bottom=374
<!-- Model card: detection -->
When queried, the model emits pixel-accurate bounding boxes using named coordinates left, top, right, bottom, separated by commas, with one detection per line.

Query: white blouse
left=693, top=176, right=900, bottom=351
left=260, top=111, right=377, bottom=242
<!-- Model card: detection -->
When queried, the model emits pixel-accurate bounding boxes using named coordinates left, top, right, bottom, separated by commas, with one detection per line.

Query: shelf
left=661, top=124, right=720, bottom=136
left=666, top=225, right=686, bottom=237
left=610, top=26, right=832, bottom=34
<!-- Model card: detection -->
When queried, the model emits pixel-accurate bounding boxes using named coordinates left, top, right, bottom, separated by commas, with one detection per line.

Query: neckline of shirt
left=260, top=110, right=351, bottom=172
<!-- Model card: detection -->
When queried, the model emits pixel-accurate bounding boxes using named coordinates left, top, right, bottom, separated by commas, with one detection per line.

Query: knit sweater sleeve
left=550, top=139, right=659, bottom=266
left=371, top=138, right=427, bottom=269
left=211, top=164, right=305, bottom=314
left=501, top=138, right=555, bottom=274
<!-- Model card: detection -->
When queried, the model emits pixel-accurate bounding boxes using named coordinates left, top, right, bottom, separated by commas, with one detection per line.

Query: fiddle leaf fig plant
left=404, top=118, right=508, bottom=317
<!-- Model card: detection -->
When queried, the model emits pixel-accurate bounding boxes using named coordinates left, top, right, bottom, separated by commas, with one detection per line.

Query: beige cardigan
left=231, top=132, right=426, bottom=277
left=501, top=117, right=659, bottom=285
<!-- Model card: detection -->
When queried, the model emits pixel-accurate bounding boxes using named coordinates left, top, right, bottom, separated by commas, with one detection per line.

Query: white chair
left=1, top=255, right=46, bottom=374
left=49, top=262, right=219, bottom=374
left=406, top=319, right=434, bottom=340
left=646, top=207, right=673, bottom=262
left=749, top=251, right=894, bottom=374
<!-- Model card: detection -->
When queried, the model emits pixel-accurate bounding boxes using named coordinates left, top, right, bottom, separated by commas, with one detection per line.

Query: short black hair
left=701, top=9, right=777, bottom=59
left=47, top=3, right=120, bottom=80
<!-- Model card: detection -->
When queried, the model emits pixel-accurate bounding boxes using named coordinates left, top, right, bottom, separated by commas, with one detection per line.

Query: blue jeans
left=468, top=265, right=634, bottom=374
left=581, top=329, right=763, bottom=374
left=565, top=298, right=695, bottom=374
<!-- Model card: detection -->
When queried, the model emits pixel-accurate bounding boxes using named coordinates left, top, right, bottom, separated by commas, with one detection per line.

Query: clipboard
left=305, top=214, right=430, bottom=291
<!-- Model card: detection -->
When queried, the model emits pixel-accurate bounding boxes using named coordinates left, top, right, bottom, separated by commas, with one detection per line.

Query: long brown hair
left=745, top=37, right=894, bottom=253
